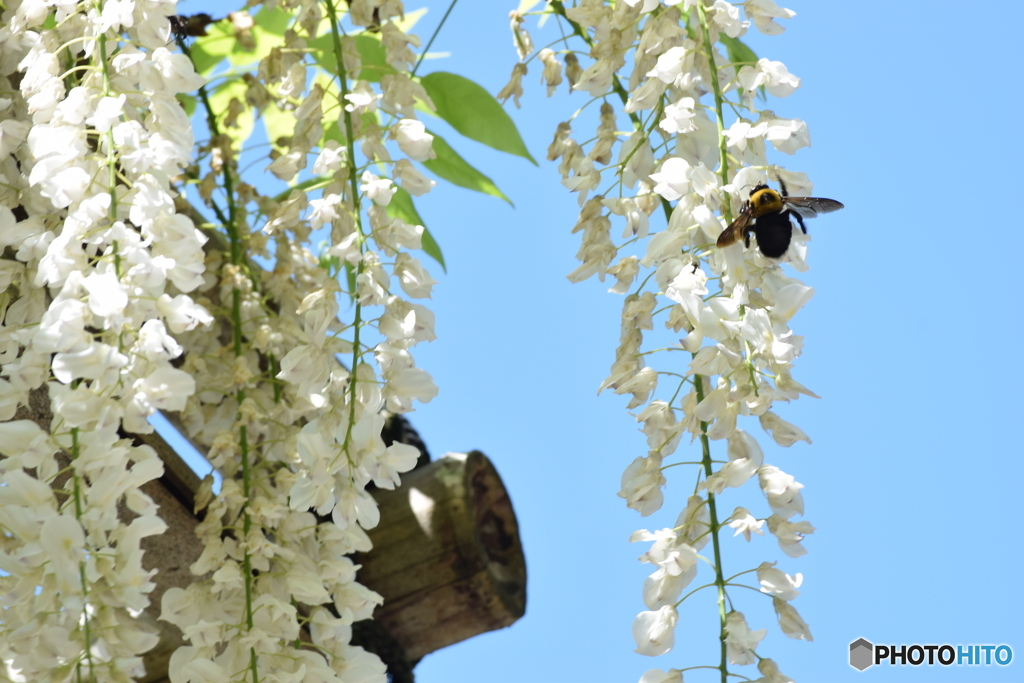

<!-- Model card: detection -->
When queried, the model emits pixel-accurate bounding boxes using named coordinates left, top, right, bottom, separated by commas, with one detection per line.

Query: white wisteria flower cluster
left=507, top=1, right=817, bottom=681
left=155, top=0, right=440, bottom=679
left=0, top=0, right=210, bottom=678
left=0, top=0, right=437, bottom=680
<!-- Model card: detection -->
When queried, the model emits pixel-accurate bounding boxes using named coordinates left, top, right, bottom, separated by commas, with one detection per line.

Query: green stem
left=182, top=28, right=258, bottom=683
left=324, top=0, right=368, bottom=473
left=696, top=2, right=733, bottom=225
left=69, top=14, right=129, bottom=679
left=548, top=1, right=637, bottom=128
left=96, top=32, right=119, bottom=228
left=239, top=413, right=259, bottom=683
left=269, top=354, right=282, bottom=403
left=743, top=340, right=759, bottom=397
left=69, top=428, right=97, bottom=683
left=547, top=0, right=674, bottom=224
left=693, top=375, right=729, bottom=683
left=411, top=0, right=458, bottom=77
left=96, top=24, right=125, bottom=335
left=693, top=6, right=740, bottom=681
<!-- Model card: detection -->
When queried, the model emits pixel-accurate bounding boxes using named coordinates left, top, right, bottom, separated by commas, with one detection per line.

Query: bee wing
left=716, top=210, right=753, bottom=248
left=784, top=197, right=844, bottom=219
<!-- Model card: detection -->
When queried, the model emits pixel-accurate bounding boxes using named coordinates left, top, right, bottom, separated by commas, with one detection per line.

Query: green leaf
left=419, top=227, right=445, bottom=273
left=227, top=8, right=289, bottom=68
left=720, top=35, right=758, bottom=67
left=253, top=6, right=292, bottom=35
left=310, top=33, right=395, bottom=83
left=324, top=110, right=373, bottom=148
left=389, top=188, right=446, bottom=272
left=189, top=8, right=290, bottom=76
left=207, top=78, right=256, bottom=150
left=354, top=35, right=395, bottom=82
left=324, top=120, right=345, bottom=146
left=319, top=249, right=341, bottom=275
left=308, top=34, right=337, bottom=72
left=189, top=20, right=236, bottom=76
left=342, top=261, right=357, bottom=302
left=422, top=131, right=511, bottom=205
left=308, top=4, right=426, bottom=77
left=261, top=101, right=295, bottom=151
left=176, top=93, right=196, bottom=117
left=313, top=76, right=348, bottom=146
left=387, top=187, right=422, bottom=226
left=419, top=72, right=536, bottom=165
left=719, top=36, right=766, bottom=99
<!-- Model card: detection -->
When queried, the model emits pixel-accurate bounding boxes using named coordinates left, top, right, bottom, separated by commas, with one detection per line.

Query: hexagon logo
left=850, top=638, right=874, bottom=671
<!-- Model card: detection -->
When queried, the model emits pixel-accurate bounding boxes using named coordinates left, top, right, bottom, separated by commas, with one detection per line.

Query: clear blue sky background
left=172, top=2, right=1023, bottom=681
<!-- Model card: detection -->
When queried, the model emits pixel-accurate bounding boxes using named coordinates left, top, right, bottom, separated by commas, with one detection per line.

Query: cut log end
left=358, top=451, right=527, bottom=661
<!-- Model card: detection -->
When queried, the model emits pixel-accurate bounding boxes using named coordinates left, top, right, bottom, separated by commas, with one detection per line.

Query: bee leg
left=777, top=177, right=789, bottom=197
left=792, top=211, right=807, bottom=234
left=743, top=232, right=751, bottom=248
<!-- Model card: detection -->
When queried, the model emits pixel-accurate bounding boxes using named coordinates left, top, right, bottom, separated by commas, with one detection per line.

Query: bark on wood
left=358, top=451, right=527, bottom=662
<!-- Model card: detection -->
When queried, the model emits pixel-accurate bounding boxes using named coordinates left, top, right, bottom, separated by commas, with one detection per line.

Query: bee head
left=749, top=187, right=783, bottom=216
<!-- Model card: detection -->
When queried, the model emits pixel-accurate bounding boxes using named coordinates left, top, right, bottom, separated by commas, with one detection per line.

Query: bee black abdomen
left=752, top=213, right=794, bottom=259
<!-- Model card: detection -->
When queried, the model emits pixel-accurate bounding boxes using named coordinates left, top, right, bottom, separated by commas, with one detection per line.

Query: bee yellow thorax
left=750, top=188, right=784, bottom=217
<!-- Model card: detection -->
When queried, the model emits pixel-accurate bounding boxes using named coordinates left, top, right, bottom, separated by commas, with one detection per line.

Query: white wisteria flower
left=754, top=658, right=796, bottom=683
left=639, top=668, right=684, bottom=683
left=390, top=118, right=436, bottom=161
left=526, top=10, right=826, bottom=675
left=360, top=171, right=397, bottom=207
left=728, top=506, right=765, bottom=541
left=725, top=611, right=766, bottom=665
left=618, top=455, right=665, bottom=516
left=633, top=605, right=678, bottom=656
left=774, top=597, right=813, bottom=640
left=757, top=561, right=802, bottom=600
left=744, top=1, right=796, bottom=35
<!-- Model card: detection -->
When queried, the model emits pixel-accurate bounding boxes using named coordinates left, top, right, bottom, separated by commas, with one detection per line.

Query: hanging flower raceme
left=0, top=0, right=212, bottom=678
left=509, top=1, right=822, bottom=680
left=147, top=0, right=439, bottom=681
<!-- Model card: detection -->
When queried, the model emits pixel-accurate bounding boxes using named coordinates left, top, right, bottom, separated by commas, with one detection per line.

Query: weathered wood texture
left=358, top=451, right=527, bottom=661
left=132, top=431, right=205, bottom=683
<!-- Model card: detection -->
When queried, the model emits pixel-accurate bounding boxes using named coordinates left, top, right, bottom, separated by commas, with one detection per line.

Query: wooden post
left=357, top=451, right=527, bottom=662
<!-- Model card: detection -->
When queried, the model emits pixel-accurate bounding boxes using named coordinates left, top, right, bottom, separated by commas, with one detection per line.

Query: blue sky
left=172, top=1, right=1024, bottom=681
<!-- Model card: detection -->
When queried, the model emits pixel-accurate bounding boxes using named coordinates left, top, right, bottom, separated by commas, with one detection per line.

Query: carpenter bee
left=169, top=13, right=218, bottom=39
left=716, top=180, right=844, bottom=258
